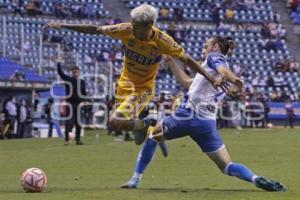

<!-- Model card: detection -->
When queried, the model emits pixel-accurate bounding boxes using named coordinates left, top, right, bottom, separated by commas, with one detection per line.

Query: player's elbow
left=182, top=79, right=193, bottom=89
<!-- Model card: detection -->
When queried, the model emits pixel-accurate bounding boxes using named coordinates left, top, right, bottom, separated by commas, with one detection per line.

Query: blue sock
left=224, top=162, right=257, bottom=183
left=134, top=138, right=157, bottom=175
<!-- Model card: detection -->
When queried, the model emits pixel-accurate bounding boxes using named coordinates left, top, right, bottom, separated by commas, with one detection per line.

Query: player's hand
left=234, top=78, right=244, bottom=92
left=57, top=55, right=64, bottom=63
left=43, top=22, right=63, bottom=30
left=162, top=55, right=172, bottom=65
left=213, top=75, right=230, bottom=93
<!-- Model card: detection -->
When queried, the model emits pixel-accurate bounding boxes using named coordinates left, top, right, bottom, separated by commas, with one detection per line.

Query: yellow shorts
left=115, top=87, right=154, bottom=119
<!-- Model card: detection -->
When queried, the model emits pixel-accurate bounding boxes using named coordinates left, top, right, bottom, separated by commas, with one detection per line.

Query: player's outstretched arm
left=177, top=54, right=226, bottom=90
left=165, top=57, right=193, bottom=89
left=217, top=66, right=243, bottom=92
left=43, top=22, right=104, bottom=35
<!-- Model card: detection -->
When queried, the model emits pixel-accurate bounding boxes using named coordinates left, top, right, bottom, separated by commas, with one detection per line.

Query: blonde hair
left=130, top=4, right=158, bottom=24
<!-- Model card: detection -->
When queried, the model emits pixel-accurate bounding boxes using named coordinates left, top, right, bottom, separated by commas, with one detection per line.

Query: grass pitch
left=0, top=128, right=299, bottom=200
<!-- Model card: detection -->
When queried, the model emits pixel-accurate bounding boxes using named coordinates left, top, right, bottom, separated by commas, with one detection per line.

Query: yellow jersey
left=102, top=23, right=185, bottom=90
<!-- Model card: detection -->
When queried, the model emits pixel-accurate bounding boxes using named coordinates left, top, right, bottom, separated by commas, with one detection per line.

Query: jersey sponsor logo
left=124, top=46, right=161, bottom=66
left=206, top=104, right=216, bottom=113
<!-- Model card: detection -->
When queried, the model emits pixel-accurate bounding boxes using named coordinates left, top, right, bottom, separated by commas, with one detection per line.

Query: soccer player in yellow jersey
left=44, top=4, right=224, bottom=145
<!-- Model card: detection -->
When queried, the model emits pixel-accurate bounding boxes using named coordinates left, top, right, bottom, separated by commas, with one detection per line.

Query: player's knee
left=108, top=117, right=122, bottom=130
left=150, top=132, right=165, bottom=143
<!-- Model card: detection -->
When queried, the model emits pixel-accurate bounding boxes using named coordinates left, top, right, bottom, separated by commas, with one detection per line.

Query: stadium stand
left=0, top=0, right=109, bottom=19
left=0, top=0, right=299, bottom=100
left=0, top=57, right=48, bottom=82
left=124, top=0, right=274, bottom=23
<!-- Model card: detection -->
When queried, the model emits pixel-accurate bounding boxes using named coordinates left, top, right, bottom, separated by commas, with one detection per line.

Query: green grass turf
left=0, top=128, right=299, bottom=200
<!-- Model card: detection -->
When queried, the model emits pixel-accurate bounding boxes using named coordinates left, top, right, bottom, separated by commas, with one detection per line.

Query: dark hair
left=213, top=36, right=236, bottom=55
left=71, top=66, right=80, bottom=71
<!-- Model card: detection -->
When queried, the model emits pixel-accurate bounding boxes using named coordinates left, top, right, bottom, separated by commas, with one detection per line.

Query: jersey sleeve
left=101, top=23, right=131, bottom=40
left=157, top=32, right=185, bottom=58
left=207, top=52, right=229, bottom=71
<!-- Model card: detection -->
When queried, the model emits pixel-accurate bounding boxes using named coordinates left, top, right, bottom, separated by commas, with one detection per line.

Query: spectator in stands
left=284, top=100, right=296, bottom=128
left=17, top=99, right=28, bottom=138
left=12, top=0, right=24, bottom=16
left=225, top=6, right=235, bottom=22
left=288, top=58, right=300, bottom=72
left=266, top=75, right=275, bottom=87
left=10, top=70, right=24, bottom=81
left=174, top=7, right=183, bottom=21
left=261, top=23, right=271, bottom=38
left=262, top=99, right=270, bottom=127
left=54, top=2, right=70, bottom=18
left=159, top=7, right=170, bottom=19
left=275, top=60, right=287, bottom=72
left=44, top=98, right=62, bottom=138
left=166, top=22, right=176, bottom=40
left=212, top=5, right=221, bottom=28
left=57, top=61, right=87, bottom=145
left=271, top=91, right=281, bottom=102
left=25, top=0, right=42, bottom=16
left=281, top=92, right=290, bottom=102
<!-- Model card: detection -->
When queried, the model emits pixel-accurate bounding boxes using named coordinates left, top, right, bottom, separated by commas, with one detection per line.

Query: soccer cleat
left=158, top=141, right=168, bottom=157
left=254, top=177, right=287, bottom=192
left=120, top=177, right=140, bottom=189
left=134, top=117, right=157, bottom=145
left=76, top=141, right=84, bottom=145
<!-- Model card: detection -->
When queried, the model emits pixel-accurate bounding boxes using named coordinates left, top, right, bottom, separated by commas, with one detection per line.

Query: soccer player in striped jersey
left=121, top=37, right=287, bottom=192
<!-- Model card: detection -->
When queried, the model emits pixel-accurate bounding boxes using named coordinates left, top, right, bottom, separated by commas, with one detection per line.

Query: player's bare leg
left=109, top=111, right=156, bottom=144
